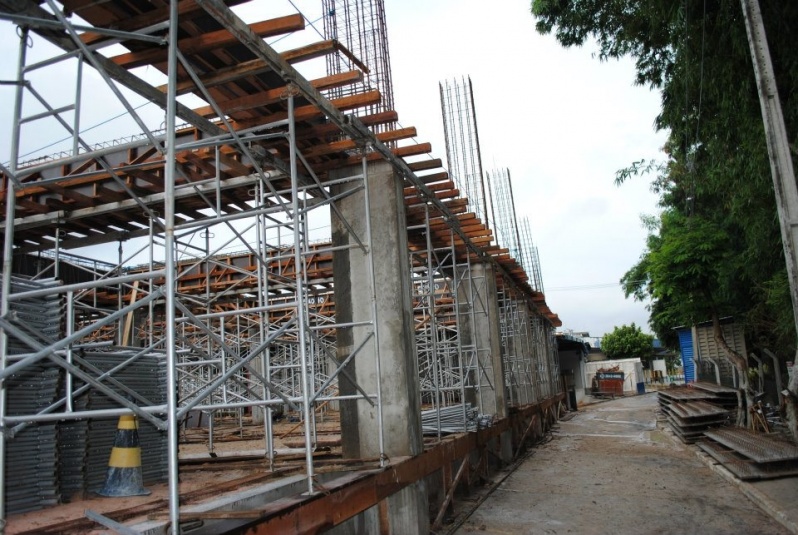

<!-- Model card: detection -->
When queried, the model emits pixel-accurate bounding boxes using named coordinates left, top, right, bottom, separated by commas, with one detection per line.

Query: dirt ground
left=455, top=393, right=791, bottom=535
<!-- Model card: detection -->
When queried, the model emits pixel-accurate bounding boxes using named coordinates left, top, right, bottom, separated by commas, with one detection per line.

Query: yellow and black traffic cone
left=96, top=414, right=151, bottom=497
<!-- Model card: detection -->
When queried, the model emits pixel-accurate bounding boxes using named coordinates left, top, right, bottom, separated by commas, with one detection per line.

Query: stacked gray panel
left=57, top=395, right=88, bottom=501
left=4, top=277, right=61, bottom=355
left=4, top=277, right=63, bottom=514
left=6, top=365, right=60, bottom=514
left=78, top=350, right=168, bottom=492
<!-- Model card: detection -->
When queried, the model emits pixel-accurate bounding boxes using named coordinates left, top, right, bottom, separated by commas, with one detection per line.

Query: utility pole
left=740, top=0, right=798, bottom=431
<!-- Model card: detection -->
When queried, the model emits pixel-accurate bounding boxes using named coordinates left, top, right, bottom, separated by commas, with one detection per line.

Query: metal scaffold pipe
left=164, top=0, right=180, bottom=529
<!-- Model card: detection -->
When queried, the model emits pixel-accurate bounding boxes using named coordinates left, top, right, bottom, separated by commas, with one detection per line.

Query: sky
left=384, top=1, right=668, bottom=338
left=0, top=0, right=667, bottom=338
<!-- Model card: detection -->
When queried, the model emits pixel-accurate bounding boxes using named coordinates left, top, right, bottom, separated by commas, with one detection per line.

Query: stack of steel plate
left=57, top=395, right=89, bottom=501
left=662, top=400, right=731, bottom=443
left=690, top=381, right=739, bottom=410
left=658, top=385, right=738, bottom=443
left=4, top=277, right=63, bottom=514
left=657, top=385, right=716, bottom=412
left=6, top=365, right=60, bottom=514
left=698, top=427, right=798, bottom=480
left=4, top=277, right=62, bottom=355
left=78, top=349, right=168, bottom=493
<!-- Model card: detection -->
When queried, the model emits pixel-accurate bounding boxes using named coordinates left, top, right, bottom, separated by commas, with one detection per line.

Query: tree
left=601, top=324, right=654, bottom=363
left=531, top=1, right=798, bottom=432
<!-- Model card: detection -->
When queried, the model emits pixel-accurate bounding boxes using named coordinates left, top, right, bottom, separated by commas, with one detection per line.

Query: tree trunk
left=787, top=351, right=798, bottom=442
left=712, top=315, right=751, bottom=427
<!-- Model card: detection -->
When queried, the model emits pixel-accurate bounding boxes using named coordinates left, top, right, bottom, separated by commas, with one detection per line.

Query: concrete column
left=543, top=324, right=559, bottom=397
left=458, top=262, right=512, bottom=462
left=458, top=262, right=507, bottom=418
left=330, top=160, right=428, bottom=534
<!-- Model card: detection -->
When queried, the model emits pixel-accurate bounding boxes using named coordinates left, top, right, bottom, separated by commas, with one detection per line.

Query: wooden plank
left=216, top=153, right=252, bottom=177
left=111, top=15, right=306, bottom=69
left=77, top=0, right=249, bottom=45
left=121, top=281, right=140, bottom=346
left=404, top=180, right=454, bottom=196
left=129, top=146, right=160, bottom=166
left=404, top=188, right=461, bottom=207
left=296, top=110, right=397, bottom=141
left=405, top=198, right=467, bottom=217
left=193, top=70, right=363, bottom=118
left=313, top=139, right=429, bottom=172
left=179, top=152, right=220, bottom=178
left=408, top=159, right=442, bottom=172
left=45, top=197, right=71, bottom=211
left=412, top=171, right=450, bottom=185
left=93, top=184, right=128, bottom=202
left=165, top=40, right=344, bottom=95
left=16, top=198, right=51, bottom=214
left=302, top=127, right=417, bottom=159
left=232, top=90, right=382, bottom=132
left=42, top=183, right=95, bottom=208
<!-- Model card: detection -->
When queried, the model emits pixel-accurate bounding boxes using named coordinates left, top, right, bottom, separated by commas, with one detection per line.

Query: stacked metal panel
left=4, top=277, right=63, bottom=514
left=6, top=365, right=60, bottom=514
left=57, top=395, right=89, bottom=501
left=698, top=427, right=798, bottom=480
left=2, top=276, right=168, bottom=505
left=65, top=349, right=168, bottom=493
left=657, top=384, right=734, bottom=443
left=662, top=400, right=731, bottom=443
left=690, top=381, right=739, bottom=410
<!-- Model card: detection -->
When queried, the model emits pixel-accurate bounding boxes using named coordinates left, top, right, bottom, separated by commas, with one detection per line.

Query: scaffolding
left=0, top=1, right=563, bottom=531
left=0, top=0, right=398, bottom=526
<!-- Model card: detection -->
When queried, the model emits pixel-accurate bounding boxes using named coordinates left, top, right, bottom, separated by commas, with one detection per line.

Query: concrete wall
left=584, top=358, right=642, bottom=395
left=558, top=349, right=587, bottom=405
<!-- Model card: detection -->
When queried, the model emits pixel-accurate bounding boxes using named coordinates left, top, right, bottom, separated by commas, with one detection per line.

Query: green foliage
left=532, top=1, right=798, bottom=355
left=601, top=324, right=655, bottom=362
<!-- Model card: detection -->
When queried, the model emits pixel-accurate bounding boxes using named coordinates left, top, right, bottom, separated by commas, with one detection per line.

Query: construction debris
left=421, top=404, right=491, bottom=434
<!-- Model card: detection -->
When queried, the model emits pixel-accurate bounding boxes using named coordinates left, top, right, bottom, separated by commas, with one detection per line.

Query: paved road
left=455, top=393, right=790, bottom=535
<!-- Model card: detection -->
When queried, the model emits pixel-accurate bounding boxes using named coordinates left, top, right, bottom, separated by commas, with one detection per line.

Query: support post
left=163, top=1, right=181, bottom=530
